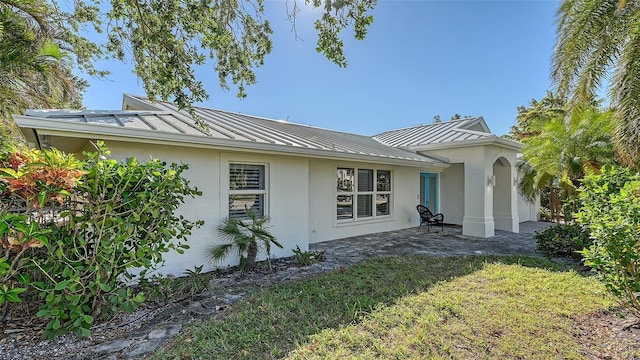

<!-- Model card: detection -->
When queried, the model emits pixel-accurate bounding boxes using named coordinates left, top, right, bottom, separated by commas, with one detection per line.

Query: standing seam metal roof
left=372, top=117, right=495, bottom=147
left=24, top=95, right=445, bottom=165
left=125, top=95, right=446, bottom=162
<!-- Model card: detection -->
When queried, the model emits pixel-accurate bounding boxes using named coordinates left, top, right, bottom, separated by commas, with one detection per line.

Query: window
left=229, top=164, right=266, bottom=219
left=337, top=168, right=354, bottom=220
left=337, top=167, right=391, bottom=221
left=376, top=170, right=391, bottom=216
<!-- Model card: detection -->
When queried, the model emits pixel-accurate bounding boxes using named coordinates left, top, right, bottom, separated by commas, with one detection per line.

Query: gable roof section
left=373, top=117, right=493, bottom=147
left=373, top=116, right=522, bottom=151
left=17, top=95, right=447, bottom=168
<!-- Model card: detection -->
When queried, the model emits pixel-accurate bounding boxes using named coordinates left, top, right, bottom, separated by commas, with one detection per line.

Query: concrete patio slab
left=311, top=222, right=547, bottom=265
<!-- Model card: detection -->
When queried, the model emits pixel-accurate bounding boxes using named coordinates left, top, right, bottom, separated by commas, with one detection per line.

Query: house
left=14, top=94, right=536, bottom=275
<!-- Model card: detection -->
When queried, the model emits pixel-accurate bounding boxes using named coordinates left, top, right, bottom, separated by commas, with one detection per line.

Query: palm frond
left=553, top=0, right=621, bottom=103
left=206, top=243, right=233, bottom=264
left=611, top=13, right=640, bottom=166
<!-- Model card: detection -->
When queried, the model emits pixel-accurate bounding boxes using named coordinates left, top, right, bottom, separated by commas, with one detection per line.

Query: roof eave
left=14, top=116, right=449, bottom=169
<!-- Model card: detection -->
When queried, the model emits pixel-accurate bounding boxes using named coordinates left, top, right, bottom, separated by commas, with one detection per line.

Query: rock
left=183, top=301, right=202, bottom=309
left=188, top=306, right=217, bottom=317
left=91, top=339, right=133, bottom=354
left=147, top=324, right=182, bottom=340
left=123, top=339, right=164, bottom=358
left=221, top=293, right=244, bottom=304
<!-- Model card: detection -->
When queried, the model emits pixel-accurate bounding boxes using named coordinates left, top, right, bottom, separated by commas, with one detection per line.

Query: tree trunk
left=245, top=241, right=258, bottom=271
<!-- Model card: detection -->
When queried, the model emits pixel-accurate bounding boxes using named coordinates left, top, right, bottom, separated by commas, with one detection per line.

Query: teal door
left=420, top=173, right=439, bottom=212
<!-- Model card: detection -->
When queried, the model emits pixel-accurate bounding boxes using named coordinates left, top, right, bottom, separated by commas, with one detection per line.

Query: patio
left=311, top=222, right=553, bottom=268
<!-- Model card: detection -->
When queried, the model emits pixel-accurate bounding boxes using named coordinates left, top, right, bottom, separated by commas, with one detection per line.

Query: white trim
left=226, top=161, right=270, bottom=219
left=335, top=167, right=393, bottom=224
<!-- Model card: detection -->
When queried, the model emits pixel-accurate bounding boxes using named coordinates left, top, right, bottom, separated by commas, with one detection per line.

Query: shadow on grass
left=152, top=255, right=580, bottom=360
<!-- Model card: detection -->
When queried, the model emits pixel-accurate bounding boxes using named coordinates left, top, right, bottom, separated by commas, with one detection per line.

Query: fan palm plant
left=208, top=210, right=282, bottom=272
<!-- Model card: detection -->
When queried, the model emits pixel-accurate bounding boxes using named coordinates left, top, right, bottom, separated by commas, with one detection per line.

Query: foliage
left=208, top=210, right=282, bottom=272
left=176, top=265, right=210, bottom=298
left=0, top=146, right=85, bottom=313
left=507, top=91, right=566, bottom=141
left=292, top=245, right=325, bottom=267
left=0, top=1, right=86, bottom=138
left=138, top=274, right=176, bottom=305
left=0, top=0, right=376, bottom=129
left=553, top=0, right=640, bottom=165
left=577, top=165, right=640, bottom=317
left=539, top=207, right=552, bottom=222
left=518, top=101, right=616, bottom=221
left=0, top=142, right=203, bottom=338
left=139, top=266, right=210, bottom=304
left=534, top=223, right=592, bottom=259
left=152, top=256, right=616, bottom=360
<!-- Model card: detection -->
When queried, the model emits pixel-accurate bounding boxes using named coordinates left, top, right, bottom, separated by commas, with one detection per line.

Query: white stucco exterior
left=14, top=95, right=535, bottom=276
left=100, top=140, right=314, bottom=274
left=414, top=142, right=521, bottom=238
left=308, top=159, right=438, bottom=243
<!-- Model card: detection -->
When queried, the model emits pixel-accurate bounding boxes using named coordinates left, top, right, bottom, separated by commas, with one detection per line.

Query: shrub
left=539, top=207, right=552, bottom=222
left=534, top=223, right=592, bottom=259
left=139, top=265, right=210, bottom=304
left=576, top=166, right=640, bottom=317
left=0, top=146, right=85, bottom=312
left=208, top=210, right=282, bottom=272
left=0, top=142, right=203, bottom=338
left=292, top=245, right=326, bottom=266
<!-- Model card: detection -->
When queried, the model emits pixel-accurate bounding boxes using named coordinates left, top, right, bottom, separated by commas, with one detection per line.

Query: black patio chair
left=416, top=205, right=444, bottom=232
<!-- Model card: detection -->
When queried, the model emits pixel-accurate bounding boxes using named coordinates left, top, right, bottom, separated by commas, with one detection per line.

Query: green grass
left=152, top=256, right=618, bottom=360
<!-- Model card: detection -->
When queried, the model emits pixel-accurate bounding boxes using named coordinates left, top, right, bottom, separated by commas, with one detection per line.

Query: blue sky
left=82, top=0, right=560, bottom=137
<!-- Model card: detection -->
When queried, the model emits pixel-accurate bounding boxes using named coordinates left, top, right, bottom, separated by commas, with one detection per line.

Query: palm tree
left=519, top=106, right=616, bottom=221
left=208, top=211, right=282, bottom=272
left=553, top=0, right=640, bottom=166
left=0, top=2, right=85, bottom=144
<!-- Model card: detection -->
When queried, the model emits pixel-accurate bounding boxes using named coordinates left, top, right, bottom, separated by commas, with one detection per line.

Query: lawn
left=151, top=256, right=630, bottom=359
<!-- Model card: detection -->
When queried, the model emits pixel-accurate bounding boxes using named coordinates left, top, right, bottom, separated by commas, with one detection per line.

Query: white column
left=462, top=158, right=495, bottom=238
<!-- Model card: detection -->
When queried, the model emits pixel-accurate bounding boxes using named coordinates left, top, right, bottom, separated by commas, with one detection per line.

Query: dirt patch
left=575, top=308, right=640, bottom=359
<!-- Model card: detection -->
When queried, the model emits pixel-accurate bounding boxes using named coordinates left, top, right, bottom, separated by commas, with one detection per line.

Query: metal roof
left=373, top=117, right=496, bottom=148
left=22, top=95, right=446, bottom=166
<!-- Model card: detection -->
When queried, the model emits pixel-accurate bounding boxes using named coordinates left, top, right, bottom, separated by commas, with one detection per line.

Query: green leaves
left=0, top=285, right=26, bottom=303
left=210, top=209, right=281, bottom=271
left=0, top=143, right=202, bottom=339
left=518, top=101, right=616, bottom=221
left=3, top=0, right=377, bottom=131
left=577, top=166, right=640, bottom=317
left=553, top=0, right=640, bottom=165
left=0, top=2, right=87, bottom=127
left=313, top=0, right=376, bottom=67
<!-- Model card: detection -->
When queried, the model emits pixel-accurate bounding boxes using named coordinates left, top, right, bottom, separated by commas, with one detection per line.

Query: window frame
left=228, top=162, right=268, bottom=219
left=336, top=167, right=392, bottom=222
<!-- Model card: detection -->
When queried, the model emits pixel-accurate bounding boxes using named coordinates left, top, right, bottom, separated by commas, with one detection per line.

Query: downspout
left=33, top=129, right=43, bottom=150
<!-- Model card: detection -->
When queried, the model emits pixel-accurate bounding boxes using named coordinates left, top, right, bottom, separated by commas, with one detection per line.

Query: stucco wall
left=440, top=163, right=464, bottom=225
left=102, top=141, right=309, bottom=275
left=308, top=159, right=421, bottom=243
left=517, top=192, right=540, bottom=222
left=422, top=144, right=521, bottom=237
left=70, top=139, right=442, bottom=274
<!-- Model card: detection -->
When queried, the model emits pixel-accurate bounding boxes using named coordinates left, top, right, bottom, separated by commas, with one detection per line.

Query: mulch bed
left=575, top=308, right=640, bottom=359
